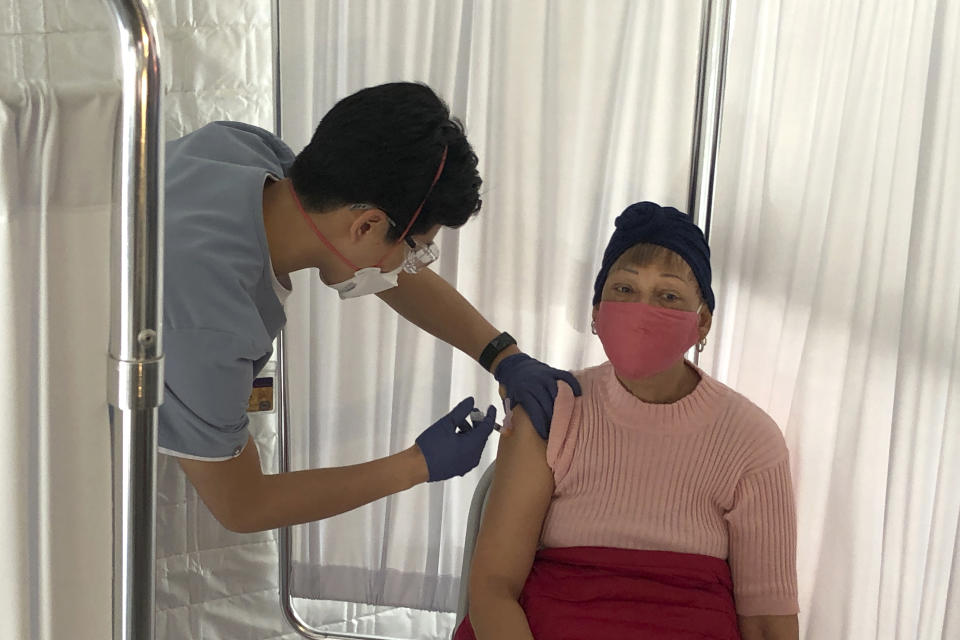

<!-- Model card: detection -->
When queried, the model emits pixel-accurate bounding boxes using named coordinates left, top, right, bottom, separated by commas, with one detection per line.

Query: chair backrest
left=454, top=462, right=497, bottom=630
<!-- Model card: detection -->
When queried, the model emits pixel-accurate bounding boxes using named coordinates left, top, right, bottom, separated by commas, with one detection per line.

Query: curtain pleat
left=0, top=80, right=117, bottom=640
left=709, top=1, right=960, bottom=638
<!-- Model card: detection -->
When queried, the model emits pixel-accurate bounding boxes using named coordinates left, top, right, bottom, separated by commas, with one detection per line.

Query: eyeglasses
left=349, top=203, right=440, bottom=273
left=400, top=235, right=440, bottom=273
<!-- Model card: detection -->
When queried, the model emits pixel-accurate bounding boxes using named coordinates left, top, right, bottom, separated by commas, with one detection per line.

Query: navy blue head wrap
left=592, top=202, right=715, bottom=311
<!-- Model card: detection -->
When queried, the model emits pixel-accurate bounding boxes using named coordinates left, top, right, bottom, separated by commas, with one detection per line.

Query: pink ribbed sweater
left=540, top=362, right=799, bottom=616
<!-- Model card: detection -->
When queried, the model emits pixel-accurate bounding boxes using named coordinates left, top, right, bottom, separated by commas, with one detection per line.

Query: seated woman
left=455, top=202, right=799, bottom=640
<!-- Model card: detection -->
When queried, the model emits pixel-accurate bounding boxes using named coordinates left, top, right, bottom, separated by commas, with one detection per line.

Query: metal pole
left=272, top=0, right=283, bottom=139
left=269, top=14, right=384, bottom=634
left=269, top=4, right=336, bottom=636
left=103, top=1, right=164, bottom=640
left=687, top=0, right=732, bottom=241
left=688, top=0, right=732, bottom=365
left=277, top=333, right=392, bottom=640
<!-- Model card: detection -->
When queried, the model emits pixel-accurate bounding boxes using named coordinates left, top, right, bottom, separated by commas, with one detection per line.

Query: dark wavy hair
left=289, top=82, right=482, bottom=239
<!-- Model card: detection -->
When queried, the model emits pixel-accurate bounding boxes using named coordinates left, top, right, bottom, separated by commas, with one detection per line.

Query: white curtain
left=282, top=1, right=960, bottom=639
left=5, top=0, right=957, bottom=638
left=280, top=0, right=702, bottom=636
left=2, top=2, right=298, bottom=640
left=0, top=80, right=117, bottom=640
left=1, top=2, right=123, bottom=639
left=705, top=1, right=960, bottom=638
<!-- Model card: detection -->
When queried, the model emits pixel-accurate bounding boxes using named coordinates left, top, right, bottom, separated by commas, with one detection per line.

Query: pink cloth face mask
left=595, top=301, right=701, bottom=379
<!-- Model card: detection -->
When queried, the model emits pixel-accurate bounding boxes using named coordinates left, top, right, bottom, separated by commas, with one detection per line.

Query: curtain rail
left=102, top=1, right=164, bottom=639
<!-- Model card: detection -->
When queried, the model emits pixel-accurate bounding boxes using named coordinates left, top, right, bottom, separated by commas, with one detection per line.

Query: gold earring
left=591, top=320, right=598, bottom=335
left=696, top=337, right=707, bottom=353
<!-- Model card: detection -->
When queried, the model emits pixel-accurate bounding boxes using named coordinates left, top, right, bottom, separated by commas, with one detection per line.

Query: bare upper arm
left=738, top=614, right=799, bottom=640
left=176, top=436, right=265, bottom=532
left=469, top=406, right=555, bottom=599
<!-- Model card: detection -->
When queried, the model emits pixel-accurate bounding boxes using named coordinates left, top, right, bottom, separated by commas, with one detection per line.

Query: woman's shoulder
left=700, top=373, right=789, bottom=473
left=543, top=364, right=606, bottom=479
left=567, top=362, right=611, bottom=394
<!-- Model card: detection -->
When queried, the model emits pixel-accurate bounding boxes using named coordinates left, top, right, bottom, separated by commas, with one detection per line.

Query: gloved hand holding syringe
left=465, top=408, right=502, bottom=433
left=414, top=398, right=502, bottom=483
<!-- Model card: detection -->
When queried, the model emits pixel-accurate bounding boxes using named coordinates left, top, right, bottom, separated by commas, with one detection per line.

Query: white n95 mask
left=327, top=264, right=402, bottom=299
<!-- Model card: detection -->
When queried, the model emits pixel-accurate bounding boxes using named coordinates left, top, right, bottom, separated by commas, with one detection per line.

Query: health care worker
left=162, top=82, right=580, bottom=533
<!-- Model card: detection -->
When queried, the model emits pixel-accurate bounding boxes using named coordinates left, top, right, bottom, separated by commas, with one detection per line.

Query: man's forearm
left=377, top=269, right=519, bottom=370
left=180, top=440, right=429, bottom=533
left=250, top=446, right=428, bottom=531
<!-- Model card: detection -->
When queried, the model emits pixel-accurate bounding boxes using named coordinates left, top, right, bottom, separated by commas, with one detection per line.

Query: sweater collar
left=598, top=360, right=726, bottom=431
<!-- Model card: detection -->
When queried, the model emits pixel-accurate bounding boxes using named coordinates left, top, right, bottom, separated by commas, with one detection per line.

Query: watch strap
left=479, top=332, right=517, bottom=372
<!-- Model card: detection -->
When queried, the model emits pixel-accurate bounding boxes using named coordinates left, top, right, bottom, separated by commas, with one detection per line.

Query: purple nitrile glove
left=493, top=353, right=582, bottom=440
left=415, top=398, right=497, bottom=482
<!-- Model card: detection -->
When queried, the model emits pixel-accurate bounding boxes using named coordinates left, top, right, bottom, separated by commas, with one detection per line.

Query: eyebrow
left=614, top=267, right=686, bottom=281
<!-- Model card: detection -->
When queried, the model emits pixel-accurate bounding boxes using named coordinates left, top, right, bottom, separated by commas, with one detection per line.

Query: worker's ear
left=348, top=208, right=392, bottom=245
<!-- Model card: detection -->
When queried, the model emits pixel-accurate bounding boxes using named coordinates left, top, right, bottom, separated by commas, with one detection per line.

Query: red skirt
left=454, top=547, right=740, bottom=640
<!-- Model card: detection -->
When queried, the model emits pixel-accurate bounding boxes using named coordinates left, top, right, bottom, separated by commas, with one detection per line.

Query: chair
left=454, top=462, right=497, bottom=631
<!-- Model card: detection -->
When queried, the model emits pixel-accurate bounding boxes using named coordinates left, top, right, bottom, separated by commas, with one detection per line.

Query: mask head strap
left=376, top=146, right=448, bottom=266
left=397, top=146, right=447, bottom=242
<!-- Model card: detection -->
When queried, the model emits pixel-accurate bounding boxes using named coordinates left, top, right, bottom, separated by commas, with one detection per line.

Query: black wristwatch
left=479, top=332, right=517, bottom=372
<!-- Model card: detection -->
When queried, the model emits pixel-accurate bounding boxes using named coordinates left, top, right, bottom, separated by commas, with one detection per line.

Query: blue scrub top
left=159, top=121, right=295, bottom=460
